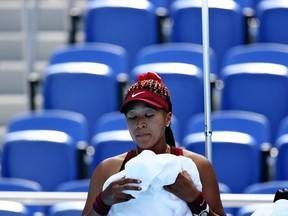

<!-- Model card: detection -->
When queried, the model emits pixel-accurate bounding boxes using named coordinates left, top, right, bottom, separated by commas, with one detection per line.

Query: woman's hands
left=101, top=178, right=142, bottom=206
left=163, top=170, right=200, bottom=203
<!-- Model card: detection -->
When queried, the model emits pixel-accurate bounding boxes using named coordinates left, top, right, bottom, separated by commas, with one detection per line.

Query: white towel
left=251, top=199, right=288, bottom=216
left=103, top=150, right=202, bottom=216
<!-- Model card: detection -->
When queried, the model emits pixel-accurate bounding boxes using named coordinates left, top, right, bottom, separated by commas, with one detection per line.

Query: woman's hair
left=122, top=72, right=176, bottom=147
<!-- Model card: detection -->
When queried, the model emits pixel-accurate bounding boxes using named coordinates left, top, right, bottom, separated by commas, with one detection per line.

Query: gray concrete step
left=0, top=94, right=29, bottom=125
left=0, top=0, right=69, bottom=32
left=0, top=31, right=68, bottom=60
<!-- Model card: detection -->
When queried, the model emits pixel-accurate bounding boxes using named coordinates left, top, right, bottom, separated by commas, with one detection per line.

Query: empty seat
left=182, top=111, right=263, bottom=192
left=223, top=43, right=288, bottom=68
left=0, top=178, right=44, bottom=216
left=42, top=62, right=118, bottom=140
left=243, top=180, right=288, bottom=194
left=84, top=0, right=159, bottom=71
left=170, top=0, right=245, bottom=75
left=135, top=42, right=218, bottom=79
left=49, top=43, right=128, bottom=80
left=7, top=109, right=88, bottom=147
left=48, top=201, right=85, bottom=216
left=274, top=135, right=288, bottom=180
left=55, top=179, right=90, bottom=192
left=256, top=0, right=288, bottom=44
left=220, top=62, right=288, bottom=143
left=0, top=201, right=29, bottom=216
left=1, top=130, right=78, bottom=191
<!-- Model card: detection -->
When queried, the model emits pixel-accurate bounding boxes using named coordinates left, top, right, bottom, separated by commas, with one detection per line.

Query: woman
left=82, top=72, right=226, bottom=216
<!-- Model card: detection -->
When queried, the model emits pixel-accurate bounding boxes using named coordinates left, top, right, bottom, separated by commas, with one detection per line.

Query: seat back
left=183, top=110, right=271, bottom=149
left=220, top=62, right=288, bottom=143
left=132, top=62, right=204, bottom=140
left=183, top=136, right=260, bottom=193
left=84, top=0, right=159, bottom=71
left=49, top=43, right=128, bottom=79
left=0, top=201, right=29, bottom=216
left=48, top=201, right=85, bottom=216
left=223, top=43, right=288, bottom=68
left=1, top=130, right=78, bottom=191
left=170, top=0, right=245, bottom=74
left=7, top=110, right=88, bottom=146
left=42, top=62, right=118, bottom=140
left=243, top=181, right=288, bottom=194
left=0, top=178, right=44, bottom=216
left=135, top=43, right=218, bottom=78
left=55, top=179, right=90, bottom=192
left=256, top=0, right=288, bottom=44
left=183, top=113, right=262, bottom=193
left=274, top=136, right=288, bottom=180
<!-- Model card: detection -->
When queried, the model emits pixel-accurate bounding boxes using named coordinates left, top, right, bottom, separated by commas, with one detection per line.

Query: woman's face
left=125, top=101, right=172, bottom=150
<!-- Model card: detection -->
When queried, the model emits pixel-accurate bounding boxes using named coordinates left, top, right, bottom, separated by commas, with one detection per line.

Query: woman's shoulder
left=182, top=148, right=212, bottom=169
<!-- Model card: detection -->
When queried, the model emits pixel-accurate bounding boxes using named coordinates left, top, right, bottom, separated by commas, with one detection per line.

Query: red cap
left=120, top=72, right=170, bottom=113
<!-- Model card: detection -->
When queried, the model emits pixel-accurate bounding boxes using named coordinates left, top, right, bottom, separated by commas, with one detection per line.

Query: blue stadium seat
left=170, top=0, right=245, bottom=75
left=48, top=43, right=128, bottom=80
left=132, top=62, right=204, bottom=140
left=89, top=112, right=136, bottom=175
left=220, top=62, right=288, bottom=143
left=243, top=180, right=288, bottom=194
left=0, top=178, right=44, bottom=216
left=256, top=0, right=288, bottom=44
left=182, top=111, right=262, bottom=193
left=135, top=42, right=218, bottom=79
left=183, top=110, right=271, bottom=150
left=223, top=43, right=288, bottom=68
left=1, top=130, right=78, bottom=191
left=0, top=201, right=29, bottom=216
left=42, top=62, right=118, bottom=140
left=55, top=179, right=90, bottom=192
left=7, top=110, right=88, bottom=147
left=48, top=201, right=85, bottom=216
left=84, top=0, right=159, bottom=71
left=274, top=135, right=288, bottom=180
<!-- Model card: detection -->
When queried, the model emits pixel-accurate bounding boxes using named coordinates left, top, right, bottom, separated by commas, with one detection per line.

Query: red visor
left=120, top=89, right=169, bottom=113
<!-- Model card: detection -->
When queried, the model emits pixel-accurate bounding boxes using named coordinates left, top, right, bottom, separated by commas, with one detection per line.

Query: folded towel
left=103, top=150, right=202, bottom=216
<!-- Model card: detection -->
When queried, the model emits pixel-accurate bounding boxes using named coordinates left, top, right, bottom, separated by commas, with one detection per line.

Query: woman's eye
left=145, top=112, right=155, bottom=118
left=127, top=115, right=136, bottom=120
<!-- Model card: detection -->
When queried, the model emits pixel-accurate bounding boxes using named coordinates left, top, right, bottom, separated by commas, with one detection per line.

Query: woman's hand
left=163, top=170, right=200, bottom=202
left=101, top=177, right=142, bottom=206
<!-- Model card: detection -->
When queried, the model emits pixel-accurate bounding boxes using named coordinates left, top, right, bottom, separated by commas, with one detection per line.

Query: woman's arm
left=82, top=157, right=142, bottom=216
left=164, top=151, right=226, bottom=216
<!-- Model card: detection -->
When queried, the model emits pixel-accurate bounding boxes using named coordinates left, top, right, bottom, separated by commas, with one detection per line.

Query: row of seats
left=42, top=41, right=288, bottom=142
left=0, top=176, right=286, bottom=215
left=82, top=0, right=288, bottom=73
left=1, top=109, right=287, bottom=193
left=147, top=0, right=274, bottom=12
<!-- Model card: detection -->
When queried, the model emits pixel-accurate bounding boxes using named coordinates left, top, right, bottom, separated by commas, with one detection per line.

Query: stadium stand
left=2, top=0, right=288, bottom=214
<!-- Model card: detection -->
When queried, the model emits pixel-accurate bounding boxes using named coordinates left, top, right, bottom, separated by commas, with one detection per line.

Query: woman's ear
left=166, top=112, right=172, bottom=127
